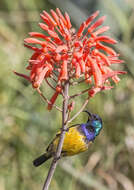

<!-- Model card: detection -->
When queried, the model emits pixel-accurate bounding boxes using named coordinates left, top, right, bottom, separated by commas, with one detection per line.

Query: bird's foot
left=60, top=128, right=69, bottom=132
left=53, top=155, right=61, bottom=163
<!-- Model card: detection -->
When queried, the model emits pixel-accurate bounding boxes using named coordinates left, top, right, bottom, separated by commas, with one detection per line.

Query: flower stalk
left=42, top=81, right=69, bottom=190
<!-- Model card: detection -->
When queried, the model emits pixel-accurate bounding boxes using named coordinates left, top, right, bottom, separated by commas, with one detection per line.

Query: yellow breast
left=53, top=127, right=91, bottom=156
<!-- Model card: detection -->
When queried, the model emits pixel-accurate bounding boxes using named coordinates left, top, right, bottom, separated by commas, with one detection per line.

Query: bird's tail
left=33, top=152, right=52, bottom=167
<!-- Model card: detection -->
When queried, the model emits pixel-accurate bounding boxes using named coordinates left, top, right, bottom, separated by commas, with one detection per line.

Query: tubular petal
left=93, top=50, right=111, bottom=66
left=65, top=12, right=72, bottom=29
left=43, top=10, right=57, bottom=26
left=95, top=36, right=117, bottom=44
left=40, top=14, right=51, bottom=26
left=33, top=66, right=50, bottom=88
left=88, top=56, right=103, bottom=87
left=85, top=10, right=99, bottom=26
left=75, top=63, right=81, bottom=78
left=24, top=38, right=46, bottom=46
left=56, top=8, right=67, bottom=26
left=88, top=16, right=106, bottom=33
left=24, top=43, right=40, bottom=51
left=60, top=60, right=68, bottom=80
left=50, top=10, right=60, bottom=26
left=88, top=87, right=101, bottom=97
left=13, top=71, right=30, bottom=81
left=39, top=23, right=49, bottom=31
left=79, top=60, right=85, bottom=73
left=77, top=22, right=86, bottom=38
left=47, top=91, right=59, bottom=110
left=93, top=26, right=110, bottom=36
left=96, top=43, right=117, bottom=56
left=29, top=32, right=51, bottom=41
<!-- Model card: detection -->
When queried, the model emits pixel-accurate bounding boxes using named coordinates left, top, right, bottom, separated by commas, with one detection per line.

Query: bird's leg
left=53, top=155, right=61, bottom=163
left=59, top=128, right=69, bottom=132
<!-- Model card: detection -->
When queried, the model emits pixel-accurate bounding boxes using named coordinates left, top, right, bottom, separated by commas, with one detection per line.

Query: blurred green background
left=0, top=0, right=134, bottom=190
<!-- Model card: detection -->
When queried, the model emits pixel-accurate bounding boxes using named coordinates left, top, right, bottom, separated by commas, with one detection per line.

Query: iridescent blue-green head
left=84, top=111, right=103, bottom=136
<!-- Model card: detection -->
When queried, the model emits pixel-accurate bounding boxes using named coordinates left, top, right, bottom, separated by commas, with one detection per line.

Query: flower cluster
left=15, top=8, right=126, bottom=109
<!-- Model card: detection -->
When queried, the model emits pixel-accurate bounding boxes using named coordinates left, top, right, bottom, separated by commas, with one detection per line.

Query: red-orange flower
left=15, top=8, right=126, bottom=109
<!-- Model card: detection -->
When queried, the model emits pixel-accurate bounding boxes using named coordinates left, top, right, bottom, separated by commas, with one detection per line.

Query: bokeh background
left=0, top=0, right=134, bottom=190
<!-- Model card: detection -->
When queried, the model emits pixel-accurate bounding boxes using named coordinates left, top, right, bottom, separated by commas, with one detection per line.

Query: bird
left=33, top=111, right=103, bottom=167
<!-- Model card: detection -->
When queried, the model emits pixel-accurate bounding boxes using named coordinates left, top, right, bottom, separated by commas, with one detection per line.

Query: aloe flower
left=14, top=8, right=126, bottom=109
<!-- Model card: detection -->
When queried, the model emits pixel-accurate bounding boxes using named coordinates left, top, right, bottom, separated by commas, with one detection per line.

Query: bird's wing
left=46, top=124, right=81, bottom=152
left=46, top=135, right=58, bottom=152
left=68, top=124, right=81, bottom=130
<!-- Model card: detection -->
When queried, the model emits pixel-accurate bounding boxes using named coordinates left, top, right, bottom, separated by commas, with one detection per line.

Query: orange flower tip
left=112, top=59, right=124, bottom=64
left=32, top=82, right=39, bottom=88
left=24, top=38, right=44, bottom=46
left=120, top=71, right=127, bottom=75
left=43, top=10, right=57, bottom=26
left=94, top=10, right=100, bottom=16
left=47, top=104, right=53, bottom=111
left=95, top=36, right=117, bottom=44
left=96, top=43, right=117, bottom=56
left=100, top=15, right=106, bottom=22
left=42, top=10, right=47, bottom=14
left=56, top=86, right=62, bottom=93
left=47, top=91, right=59, bottom=110
left=40, top=13, right=43, bottom=18
left=85, top=78, right=92, bottom=84
left=93, top=50, right=111, bottom=66
left=24, top=38, right=35, bottom=44
left=29, top=32, right=38, bottom=36
left=56, top=8, right=67, bottom=26
left=24, top=43, right=39, bottom=51
left=39, top=23, right=49, bottom=31
left=103, top=71, right=127, bottom=83
left=50, top=9, right=60, bottom=25
left=101, top=86, right=113, bottom=90
left=88, top=15, right=106, bottom=33
left=114, top=71, right=127, bottom=75
left=88, top=85, right=113, bottom=97
left=68, top=101, right=75, bottom=111
left=40, top=14, right=50, bottom=25
left=112, top=76, right=120, bottom=83
left=93, top=26, right=110, bottom=36
left=88, top=87, right=100, bottom=97
left=29, top=59, right=39, bottom=64
left=85, top=10, right=99, bottom=26
left=65, top=12, right=72, bottom=29
left=77, top=22, right=86, bottom=37
left=13, top=71, right=30, bottom=81
left=28, top=32, right=46, bottom=39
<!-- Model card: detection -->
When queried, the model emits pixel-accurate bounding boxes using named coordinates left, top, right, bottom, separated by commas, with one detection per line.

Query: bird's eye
left=89, top=127, right=94, bottom=132
left=92, top=114, right=97, bottom=120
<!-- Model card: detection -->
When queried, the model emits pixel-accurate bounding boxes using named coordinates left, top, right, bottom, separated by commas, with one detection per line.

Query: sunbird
left=33, top=111, right=102, bottom=167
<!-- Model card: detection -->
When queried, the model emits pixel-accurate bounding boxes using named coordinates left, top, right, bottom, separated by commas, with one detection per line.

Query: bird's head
left=83, top=110, right=103, bottom=136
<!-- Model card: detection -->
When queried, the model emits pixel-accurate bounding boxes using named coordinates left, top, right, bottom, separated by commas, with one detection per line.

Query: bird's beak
left=83, top=110, right=92, bottom=122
